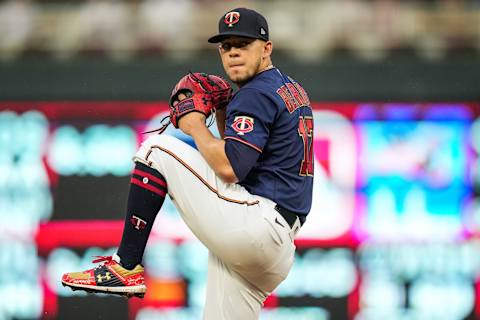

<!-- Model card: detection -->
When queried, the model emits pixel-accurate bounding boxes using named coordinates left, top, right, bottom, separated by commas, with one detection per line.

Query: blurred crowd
left=0, top=0, right=480, bottom=61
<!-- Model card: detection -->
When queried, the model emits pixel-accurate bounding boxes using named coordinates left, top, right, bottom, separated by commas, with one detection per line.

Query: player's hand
left=173, top=93, right=206, bottom=136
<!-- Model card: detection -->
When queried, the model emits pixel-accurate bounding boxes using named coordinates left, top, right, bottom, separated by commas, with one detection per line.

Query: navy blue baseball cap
left=208, top=8, right=269, bottom=43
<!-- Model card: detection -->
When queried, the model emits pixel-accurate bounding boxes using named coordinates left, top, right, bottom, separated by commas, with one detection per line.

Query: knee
left=133, top=134, right=181, bottom=164
left=141, top=134, right=180, bottom=149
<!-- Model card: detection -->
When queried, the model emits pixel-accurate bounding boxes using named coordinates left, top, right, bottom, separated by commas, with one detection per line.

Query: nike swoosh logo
left=275, top=217, right=285, bottom=228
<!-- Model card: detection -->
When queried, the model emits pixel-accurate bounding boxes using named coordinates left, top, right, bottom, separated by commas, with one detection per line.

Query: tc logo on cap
left=224, top=11, right=240, bottom=27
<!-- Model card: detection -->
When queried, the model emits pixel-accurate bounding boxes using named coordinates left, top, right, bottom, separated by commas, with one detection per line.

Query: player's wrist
left=178, top=112, right=207, bottom=135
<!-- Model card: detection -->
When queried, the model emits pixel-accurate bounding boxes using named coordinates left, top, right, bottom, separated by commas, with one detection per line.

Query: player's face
left=219, top=37, right=272, bottom=86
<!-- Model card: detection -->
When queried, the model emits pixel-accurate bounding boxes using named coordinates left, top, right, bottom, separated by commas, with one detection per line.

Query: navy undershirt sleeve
left=224, top=139, right=261, bottom=182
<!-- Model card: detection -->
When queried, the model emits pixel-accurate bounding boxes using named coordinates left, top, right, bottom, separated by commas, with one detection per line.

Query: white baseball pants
left=134, top=134, right=300, bottom=320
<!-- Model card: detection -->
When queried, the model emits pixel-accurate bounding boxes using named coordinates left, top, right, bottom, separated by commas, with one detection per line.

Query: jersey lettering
left=276, top=82, right=311, bottom=113
left=292, top=81, right=310, bottom=106
left=298, top=116, right=314, bottom=176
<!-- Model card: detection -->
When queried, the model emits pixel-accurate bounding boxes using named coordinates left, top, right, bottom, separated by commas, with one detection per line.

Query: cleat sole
left=62, top=281, right=146, bottom=299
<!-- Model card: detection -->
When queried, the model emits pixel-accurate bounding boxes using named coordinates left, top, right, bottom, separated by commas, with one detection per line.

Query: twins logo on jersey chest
left=232, top=116, right=254, bottom=135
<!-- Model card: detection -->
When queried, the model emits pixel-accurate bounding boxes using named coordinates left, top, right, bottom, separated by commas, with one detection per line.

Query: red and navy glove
left=169, top=72, right=232, bottom=128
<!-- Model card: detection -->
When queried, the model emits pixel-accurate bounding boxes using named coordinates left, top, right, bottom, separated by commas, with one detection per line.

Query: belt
left=274, top=205, right=304, bottom=229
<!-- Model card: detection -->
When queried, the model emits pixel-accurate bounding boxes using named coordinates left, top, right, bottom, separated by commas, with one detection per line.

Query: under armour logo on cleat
left=97, top=272, right=111, bottom=283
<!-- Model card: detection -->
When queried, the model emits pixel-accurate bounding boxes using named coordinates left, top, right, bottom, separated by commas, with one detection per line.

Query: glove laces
left=142, top=72, right=229, bottom=135
left=142, top=112, right=217, bottom=135
left=142, top=115, right=171, bottom=135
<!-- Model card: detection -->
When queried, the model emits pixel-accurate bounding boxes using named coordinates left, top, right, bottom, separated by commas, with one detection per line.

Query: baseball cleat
left=61, top=255, right=146, bottom=299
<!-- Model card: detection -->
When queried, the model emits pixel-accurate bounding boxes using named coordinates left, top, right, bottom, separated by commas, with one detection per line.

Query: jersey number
left=298, top=116, right=314, bottom=176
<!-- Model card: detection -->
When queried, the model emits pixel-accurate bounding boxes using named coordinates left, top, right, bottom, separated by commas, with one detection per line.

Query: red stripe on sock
left=133, top=169, right=167, bottom=188
left=131, top=177, right=167, bottom=197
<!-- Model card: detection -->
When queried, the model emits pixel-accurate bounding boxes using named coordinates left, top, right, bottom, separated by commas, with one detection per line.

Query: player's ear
left=263, top=41, right=273, bottom=58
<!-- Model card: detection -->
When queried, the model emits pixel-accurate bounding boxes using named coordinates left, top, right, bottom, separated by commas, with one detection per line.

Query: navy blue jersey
left=224, top=67, right=314, bottom=217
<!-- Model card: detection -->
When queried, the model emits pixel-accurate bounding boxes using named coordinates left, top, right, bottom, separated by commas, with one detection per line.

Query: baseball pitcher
left=62, top=7, right=314, bottom=320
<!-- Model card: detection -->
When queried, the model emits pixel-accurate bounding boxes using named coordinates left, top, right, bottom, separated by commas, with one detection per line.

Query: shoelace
left=92, top=255, right=114, bottom=270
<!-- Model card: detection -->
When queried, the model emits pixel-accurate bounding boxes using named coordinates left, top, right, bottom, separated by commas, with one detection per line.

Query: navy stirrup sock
left=117, top=162, right=167, bottom=270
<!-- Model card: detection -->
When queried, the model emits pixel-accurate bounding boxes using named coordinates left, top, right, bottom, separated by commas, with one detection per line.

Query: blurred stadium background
left=1, top=0, right=480, bottom=319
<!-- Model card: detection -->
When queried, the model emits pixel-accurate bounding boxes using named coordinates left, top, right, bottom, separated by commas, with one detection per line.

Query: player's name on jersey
left=276, top=81, right=311, bottom=113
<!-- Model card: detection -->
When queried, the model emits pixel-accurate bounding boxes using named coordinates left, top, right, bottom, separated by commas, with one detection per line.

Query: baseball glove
left=145, top=72, right=232, bottom=134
